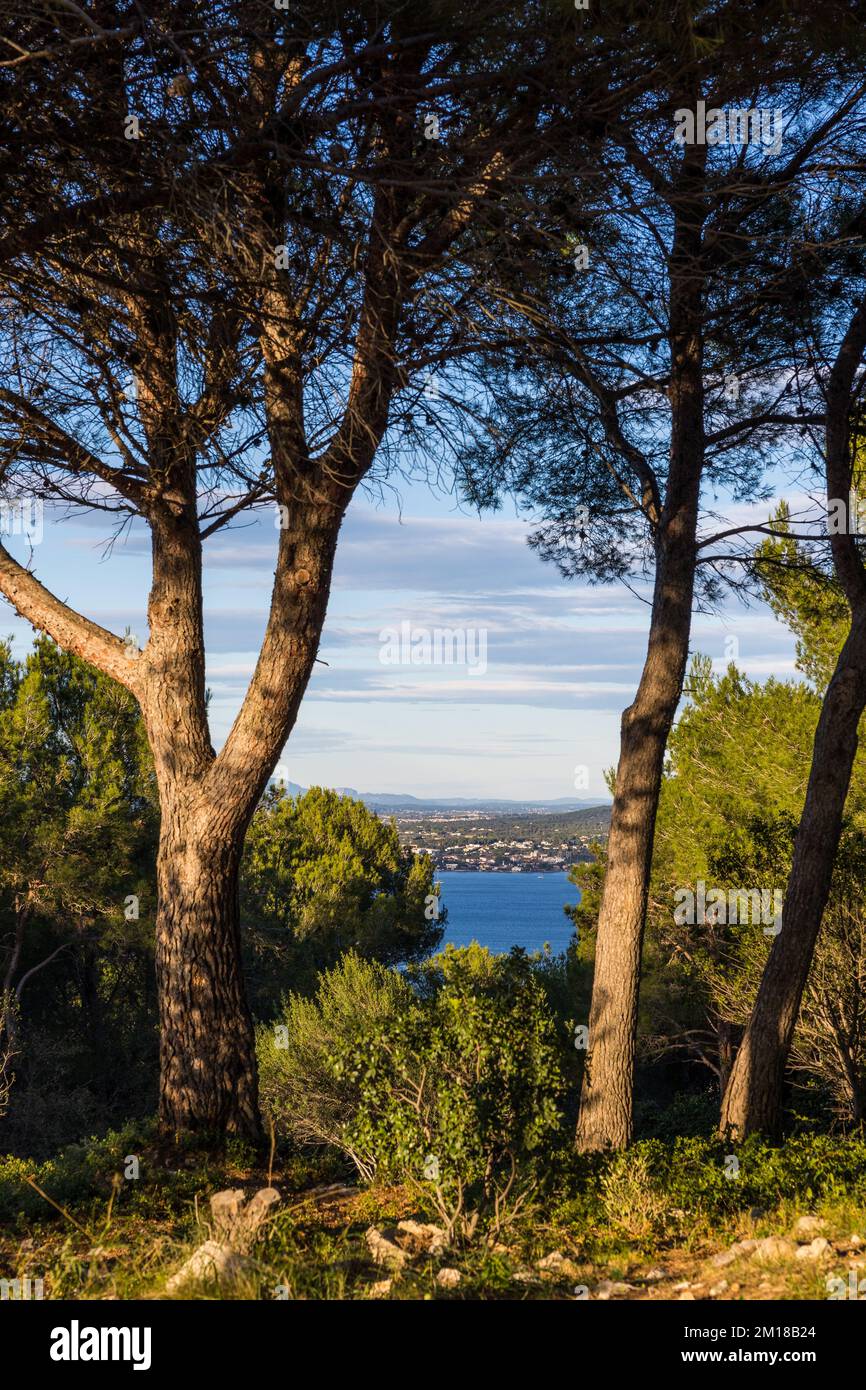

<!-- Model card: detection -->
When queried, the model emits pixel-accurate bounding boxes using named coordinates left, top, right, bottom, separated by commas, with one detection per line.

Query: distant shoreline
left=435, top=866, right=576, bottom=874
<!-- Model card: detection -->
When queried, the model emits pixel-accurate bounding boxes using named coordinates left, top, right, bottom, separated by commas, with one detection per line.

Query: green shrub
left=260, top=946, right=567, bottom=1235
left=343, top=946, right=565, bottom=1233
left=599, top=1148, right=669, bottom=1239
left=635, top=1088, right=720, bottom=1141
left=257, top=952, right=413, bottom=1173
left=0, top=1121, right=152, bottom=1221
left=545, top=1130, right=866, bottom=1247
left=599, top=1133, right=866, bottom=1223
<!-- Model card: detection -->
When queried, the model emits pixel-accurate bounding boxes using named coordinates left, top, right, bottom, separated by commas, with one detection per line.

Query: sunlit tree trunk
left=576, top=154, right=706, bottom=1150
left=719, top=295, right=866, bottom=1137
left=719, top=616, right=866, bottom=1135
left=139, top=491, right=346, bottom=1140
left=574, top=496, right=700, bottom=1148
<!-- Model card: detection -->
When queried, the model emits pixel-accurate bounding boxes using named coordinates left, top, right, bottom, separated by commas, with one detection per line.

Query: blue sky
left=1, top=480, right=800, bottom=800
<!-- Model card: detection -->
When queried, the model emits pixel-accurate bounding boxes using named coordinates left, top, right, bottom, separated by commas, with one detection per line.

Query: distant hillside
left=393, top=804, right=610, bottom=871
left=401, top=806, right=612, bottom=842
left=468, top=806, right=612, bottom=838
left=270, top=778, right=610, bottom=816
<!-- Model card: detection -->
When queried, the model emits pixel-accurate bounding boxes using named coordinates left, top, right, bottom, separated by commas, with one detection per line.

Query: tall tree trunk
left=719, top=614, right=866, bottom=1137
left=142, top=492, right=347, bottom=1143
left=575, top=146, right=706, bottom=1150
left=138, top=504, right=261, bottom=1142
left=574, top=526, right=699, bottom=1149
left=719, top=295, right=866, bottom=1138
left=154, top=791, right=261, bottom=1140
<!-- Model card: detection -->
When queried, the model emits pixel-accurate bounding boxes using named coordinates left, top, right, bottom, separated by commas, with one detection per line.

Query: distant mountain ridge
left=271, top=778, right=611, bottom=814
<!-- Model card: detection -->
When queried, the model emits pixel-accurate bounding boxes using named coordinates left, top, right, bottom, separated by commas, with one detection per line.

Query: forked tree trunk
left=154, top=794, right=261, bottom=1140
left=719, top=613, right=866, bottom=1137
left=142, top=495, right=346, bottom=1143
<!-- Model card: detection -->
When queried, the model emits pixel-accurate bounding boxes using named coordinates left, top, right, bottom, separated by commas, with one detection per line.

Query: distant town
left=393, top=806, right=611, bottom=873
left=267, top=779, right=612, bottom=872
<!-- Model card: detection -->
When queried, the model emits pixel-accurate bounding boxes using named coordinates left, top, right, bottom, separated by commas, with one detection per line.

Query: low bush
left=599, top=1148, right=669, bottom=1239
left=259, top=945, right=567, bottom=1235
left=257, top=952, right=413, bottom=1169
left=653, top=1132, right=866, bottom=1216
left=569, top=1132, right=866, bottom=1232
left=0, top=1121, right=153, bottom=1222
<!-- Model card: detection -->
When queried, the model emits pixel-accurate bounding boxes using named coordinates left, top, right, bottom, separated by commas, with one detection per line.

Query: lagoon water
left=436, top=870, right=578, bottom=956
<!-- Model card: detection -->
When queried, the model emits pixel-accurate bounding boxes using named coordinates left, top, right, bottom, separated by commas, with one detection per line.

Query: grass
left=2, top=1127, right=865, bottom=1300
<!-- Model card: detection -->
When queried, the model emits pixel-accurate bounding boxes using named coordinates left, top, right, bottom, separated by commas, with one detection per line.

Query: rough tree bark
left=151, top=799, right=257, bottom=1137
left=719, top=294, right=866, bottom=1137
left=0, top=478, right=350, bottom=1140
left=163, top=497, right=348, bottom=1137
left=575, top=144, right=707, bottom=1151
left=0, top=104, right=509, bottom=1139
left=574, top=486, right=701, bottom=1148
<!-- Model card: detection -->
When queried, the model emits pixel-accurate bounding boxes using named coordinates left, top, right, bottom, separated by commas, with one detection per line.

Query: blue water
left=436, top=871, right=579, bottom=956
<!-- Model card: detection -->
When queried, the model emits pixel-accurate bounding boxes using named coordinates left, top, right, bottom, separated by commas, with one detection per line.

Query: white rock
left=713, top=1237, right=758, bottom=1267
left=711, top=1249, right=737, bottom=1268
left=793, top=1215, right=827, bottom=1240
left=365, top=1226, right=407, bottom=1270
left=436, top=1267, right=462, bottom=1288
left=165, top=1240, right=249, bottom=1293
left=594, top=1279, right=632, bottom=1299
left=397, top=1219, right=448, bottom=1255
left=794, top=1237, right=831, bottom=1261
left=752, top=1237, right=796, bottom=1264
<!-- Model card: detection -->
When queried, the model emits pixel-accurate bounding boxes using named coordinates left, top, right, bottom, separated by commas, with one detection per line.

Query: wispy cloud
left=0, top=492, right=800, bottom=797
